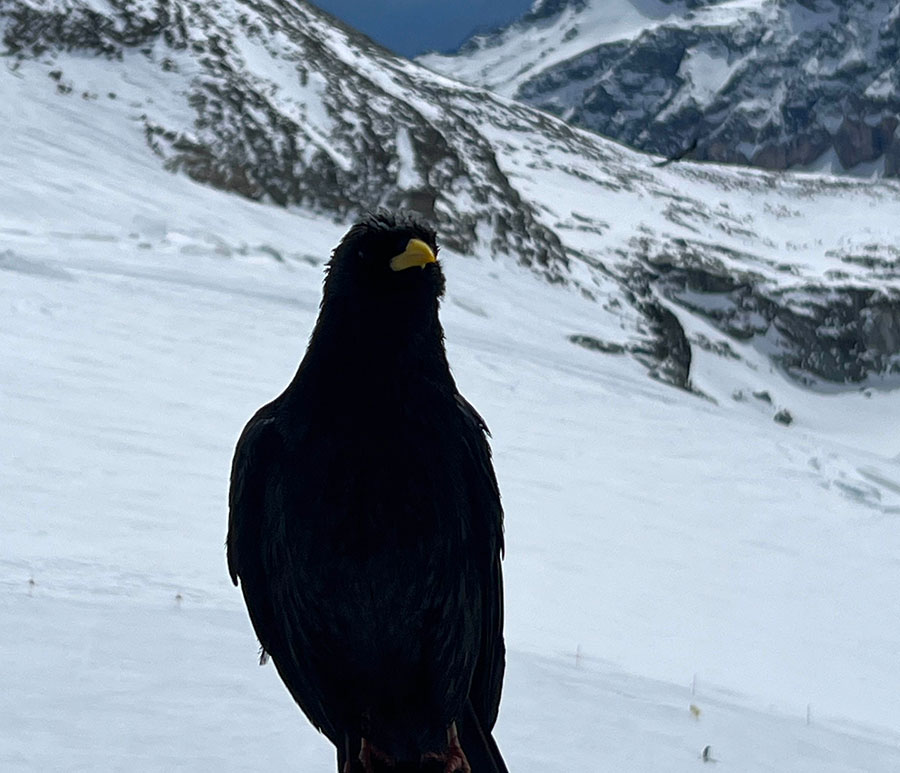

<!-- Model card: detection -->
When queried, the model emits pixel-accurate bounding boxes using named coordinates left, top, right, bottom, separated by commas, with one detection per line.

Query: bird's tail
left=460, top=700, right=508, bottom=773
left=338, top=704, right=507, bottom=773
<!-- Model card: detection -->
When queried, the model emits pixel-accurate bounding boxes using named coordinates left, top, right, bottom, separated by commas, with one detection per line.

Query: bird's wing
left=455, top=394, right=506, bottom=733
left=227, top=407, right=338, bottom=740
left=227, top=409, right=282, bottom=655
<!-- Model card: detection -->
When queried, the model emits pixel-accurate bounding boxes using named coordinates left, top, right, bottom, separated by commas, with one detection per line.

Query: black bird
left=652, top=135, right=700, bottom=167
left=227, top=212, right=507, bottom=773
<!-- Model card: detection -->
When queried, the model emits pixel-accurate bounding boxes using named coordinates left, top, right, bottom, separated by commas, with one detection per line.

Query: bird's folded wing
left=227, top=411, right=282, bottom=648
left=455, top=395, right=506, bottom=733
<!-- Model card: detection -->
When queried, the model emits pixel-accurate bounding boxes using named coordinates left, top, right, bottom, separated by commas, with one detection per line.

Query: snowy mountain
left=1, top=0, right=570, bottom=275
left=4, top=1, right=900, bottom=769
left=420, top=0, right=900, bottom=177
left=4, top=0, right=900, bottom=390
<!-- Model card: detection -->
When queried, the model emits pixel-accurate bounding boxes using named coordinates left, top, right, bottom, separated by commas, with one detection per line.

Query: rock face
left=636, top=239, right=900, bottom=384
left=4, top=0, right=900, bottom=391
left=422, top=0, right=900, bottom=177
left=1, top=0, right=569, bottom=276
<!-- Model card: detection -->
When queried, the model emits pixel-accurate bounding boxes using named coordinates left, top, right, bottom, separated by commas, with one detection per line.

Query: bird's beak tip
left=390, top=239, right=437, bottom=272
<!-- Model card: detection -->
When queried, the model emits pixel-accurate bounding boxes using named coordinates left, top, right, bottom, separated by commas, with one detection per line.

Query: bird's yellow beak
left=390, top=239, right=437, bottom=271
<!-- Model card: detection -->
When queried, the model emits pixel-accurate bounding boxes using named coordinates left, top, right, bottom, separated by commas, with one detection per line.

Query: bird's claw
left=422, top=723, right=470, bottom=773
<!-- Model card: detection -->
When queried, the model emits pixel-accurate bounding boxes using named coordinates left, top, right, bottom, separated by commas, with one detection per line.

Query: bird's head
left=322, top=211, right=445, bottom=307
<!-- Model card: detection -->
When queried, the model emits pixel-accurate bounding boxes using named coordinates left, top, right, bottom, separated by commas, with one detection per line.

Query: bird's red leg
left=422, top=723, right=471, bottom=772
left=358, top=738, right=375, bottom=773
left=358, top=738, right=397, bottom=772
left=444, top=722, right=471, bottom=773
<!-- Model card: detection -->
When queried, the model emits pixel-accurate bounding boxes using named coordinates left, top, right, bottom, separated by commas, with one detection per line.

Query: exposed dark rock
left=8, top=0, right=900, bottom=395
left=0, top=0, right=570, bottom=275
left=439, top=0, right=900, bottom=177
left=637, top=300, right=693, bottom=391
left=568, top=335, right=626, bottom=354
left=834, top=116, right=900, bottom=168
left=637, top=239, right=900, bottom=384
left=774, top=409, right=794, bottom=425
left=523, top=0, right=587, bottom=24
left=692, top=333, right=740, bottom=360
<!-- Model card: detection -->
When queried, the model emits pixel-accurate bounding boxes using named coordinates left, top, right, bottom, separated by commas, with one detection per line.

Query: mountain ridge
left=4, top=0, right=900, bottom=391
left=420, top=0, right=900, bottom=178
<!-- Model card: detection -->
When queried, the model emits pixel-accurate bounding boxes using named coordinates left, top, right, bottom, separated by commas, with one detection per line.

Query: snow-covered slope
left=4, top=1, right=900, bottom=769
left=4, top=0, right=900, bottom=389
left=5, top=95, right=900, bottom=770
left=420, top=0, right=900, bottom=177
left=0, top=0, right=570, bottom=274
left=421, top=0, right=678, bottom=96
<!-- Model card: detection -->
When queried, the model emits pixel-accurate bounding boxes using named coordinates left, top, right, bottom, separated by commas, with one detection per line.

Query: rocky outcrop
left=5, top=0, right=900, bottom=391
left=1, top=0, right=569, bottom=276
left=633, top=237, right=900, bottom=384
left=430, top=0, right=900, bottom=177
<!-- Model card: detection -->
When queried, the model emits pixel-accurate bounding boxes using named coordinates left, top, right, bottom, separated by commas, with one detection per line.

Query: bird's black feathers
left=227, top=212, right=507, bottom=771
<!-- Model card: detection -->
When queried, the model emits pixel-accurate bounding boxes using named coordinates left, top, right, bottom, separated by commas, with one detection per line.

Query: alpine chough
left=227, top=212, right=507, bottom=772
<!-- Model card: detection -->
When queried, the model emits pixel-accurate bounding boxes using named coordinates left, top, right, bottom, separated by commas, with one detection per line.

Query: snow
left=864, top=68, right=897, bottom=100
left=4, top=23, right=900, bottom=772
left=676, top=45, right=741, bottom=104
left=7, top=212, right=900, bottom=769
left=418, top=0, right=685, bottom=96
left=653, top=43, right=745, bottom=123
left=417, top=0, right=769, bottom=97
left=394, top=126, right=423, bottom=189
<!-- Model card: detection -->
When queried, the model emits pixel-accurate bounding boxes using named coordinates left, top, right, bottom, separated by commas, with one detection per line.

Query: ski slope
left=4, top=46, right=900, bottom=773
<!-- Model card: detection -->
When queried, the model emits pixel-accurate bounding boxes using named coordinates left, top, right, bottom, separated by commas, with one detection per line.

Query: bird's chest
left=278, top=409, right=476, bottom=654
left=290, top=405, right=472, bottom=563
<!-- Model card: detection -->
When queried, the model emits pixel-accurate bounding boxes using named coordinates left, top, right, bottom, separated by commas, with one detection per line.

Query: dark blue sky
left=309, top=1, right=533, bottom=57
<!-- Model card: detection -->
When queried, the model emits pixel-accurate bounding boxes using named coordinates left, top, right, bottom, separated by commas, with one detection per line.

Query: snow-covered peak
left=421, top=0, right=690, bottom=96
left=3, top=0, right=900, bottom=392
left=420, top=0, right=900, bottom=178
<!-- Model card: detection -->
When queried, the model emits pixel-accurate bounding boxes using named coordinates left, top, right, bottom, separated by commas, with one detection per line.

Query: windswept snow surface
left=4, top=47, right=900, bottom=773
